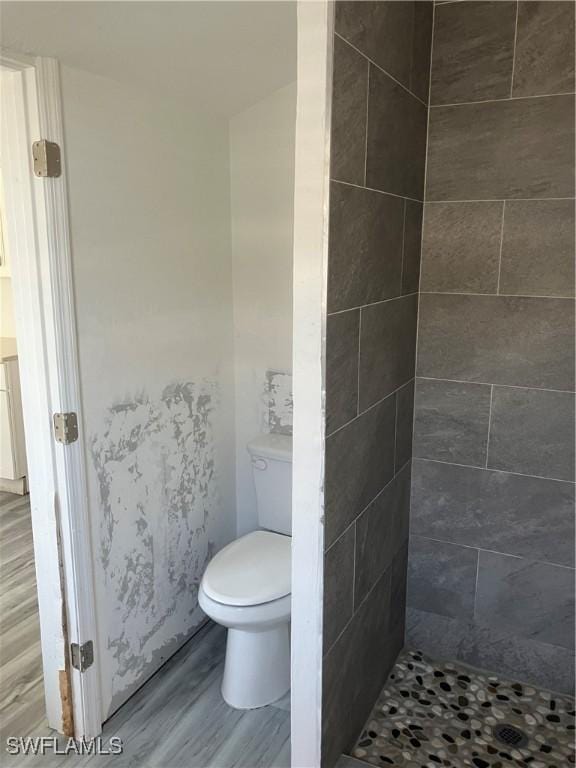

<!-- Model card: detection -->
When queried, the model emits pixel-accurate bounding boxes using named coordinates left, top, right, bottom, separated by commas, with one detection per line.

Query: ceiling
left=0, top=1, right=296, bottom=117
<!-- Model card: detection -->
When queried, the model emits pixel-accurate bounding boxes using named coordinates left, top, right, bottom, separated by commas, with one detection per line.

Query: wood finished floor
left=4, top=621, right=291, bottom=767
left=0, top=491, right=48, bottom=743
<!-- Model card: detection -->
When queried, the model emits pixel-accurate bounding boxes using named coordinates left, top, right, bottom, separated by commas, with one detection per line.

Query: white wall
left=229, top=82, right=296, bottom=535
left=60, top=65, right=237, bottom=718
left=0, top=279, right=16, bottom=337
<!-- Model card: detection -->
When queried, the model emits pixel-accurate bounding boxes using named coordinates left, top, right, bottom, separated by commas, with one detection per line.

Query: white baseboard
left=0, top=475, right=28, bottom=494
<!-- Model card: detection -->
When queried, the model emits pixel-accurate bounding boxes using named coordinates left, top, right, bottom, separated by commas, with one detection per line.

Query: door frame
left=0, top=52, right=101, bottom=738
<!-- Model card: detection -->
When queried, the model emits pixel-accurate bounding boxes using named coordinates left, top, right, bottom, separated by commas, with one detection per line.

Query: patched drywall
left=91, top=381, right=220, bottom=703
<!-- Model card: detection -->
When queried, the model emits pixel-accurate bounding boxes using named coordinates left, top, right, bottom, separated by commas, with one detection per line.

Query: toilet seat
left=201, top=530, right=291, bottom=607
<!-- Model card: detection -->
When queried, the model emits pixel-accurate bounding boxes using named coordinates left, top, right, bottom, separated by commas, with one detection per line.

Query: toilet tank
left=247, top=434, right=292, bottom=535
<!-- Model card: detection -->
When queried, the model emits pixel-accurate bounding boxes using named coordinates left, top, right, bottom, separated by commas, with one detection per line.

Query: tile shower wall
left=408, top=0, right=576, bottom=696
left=322, top=3, right=432, bottom=766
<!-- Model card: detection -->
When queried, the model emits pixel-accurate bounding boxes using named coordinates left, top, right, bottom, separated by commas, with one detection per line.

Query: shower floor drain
left=493, top=723, right=529, bottom=748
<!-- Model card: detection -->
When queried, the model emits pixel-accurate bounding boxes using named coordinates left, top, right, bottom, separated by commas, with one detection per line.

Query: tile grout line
left=419, top=290, right=575, bottom=300
left=509, top=0, right=520, bottom=99
left=328, top=291, right=419, bottom=317
left=325, top=457, right=413, bottom=555
left=415, top=456, right=576, bottom=485
left=334, top=31, right=428, bottom=108
left=327, top=377, right=415, bottom=440
left=363, top=59, right=370, bottom=187
left=430, top=89, right=576, bottom=109
left=495, top=201, right=506, bottom=295
left=332, top=178, right=424, bottom=205
left=472, top=546, right=481, bottom=619
left=411, top=534, right=576, bottom=572
left=356, top=309, right=362, bottom=416
left=323, top=555, right=397, bottom=659
left=411, top=0, right=436, bottom=455
left=393, top=389, right=398, bottom=473
left=426, top=196, right=575, bottom=204
left=351, top=523, right=357, bottom=613
left=399, top=198, right=408, bottom=295
left=485, top=384, right=495, bottom=469
left=416, top=375, right=576, bottom=396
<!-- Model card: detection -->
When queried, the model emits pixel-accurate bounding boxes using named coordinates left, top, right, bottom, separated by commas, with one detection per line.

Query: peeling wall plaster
left=264, top=369, right=293, bottom=435
left=90, top=381, right=222, bottom=704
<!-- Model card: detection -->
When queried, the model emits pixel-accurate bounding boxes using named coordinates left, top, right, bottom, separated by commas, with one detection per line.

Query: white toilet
left=198, top=433, right=292, bottom=710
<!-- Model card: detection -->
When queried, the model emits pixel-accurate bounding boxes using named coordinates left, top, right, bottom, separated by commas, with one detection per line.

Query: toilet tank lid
left=247, top=433, right=292, bottom=462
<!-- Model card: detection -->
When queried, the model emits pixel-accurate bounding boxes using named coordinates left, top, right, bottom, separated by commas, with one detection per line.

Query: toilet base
left=222, top=623, right=290, bottom=709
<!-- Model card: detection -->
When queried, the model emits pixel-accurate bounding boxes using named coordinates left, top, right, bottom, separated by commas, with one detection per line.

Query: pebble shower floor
left=351, top=650, right=575, bottom=768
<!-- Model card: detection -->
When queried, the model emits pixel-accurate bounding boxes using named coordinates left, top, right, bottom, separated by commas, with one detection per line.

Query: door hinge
left=32, top=139, right=61, bottom=178
left=53, top=412, right=79, bottom=444
left=70, top=641, right=94, bottom=673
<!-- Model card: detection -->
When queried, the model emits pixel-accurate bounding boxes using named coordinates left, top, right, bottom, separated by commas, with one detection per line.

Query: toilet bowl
left=198, top=529, right=291, bottom=710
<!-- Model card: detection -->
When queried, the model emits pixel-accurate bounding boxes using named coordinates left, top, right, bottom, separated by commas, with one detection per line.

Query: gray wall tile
left=416, top=294, right=575, bottom=391
left=411, top=0, right=576, bottom=698
left=488, top=386, right=576, bottom=481
left=411, top=459, right=575, bottom=567
left=325, top=394, right=396, bottom=548
left=331, top=36, right=368, bottom=185
left=410, top=1, right=434, bottom=103
left=323, top=526, right=355, bottom=653
left=355, top=463, right=411, bottom=605
left=326, top=310, right=360, bottom=435
left=407, top=536, right=478, bottom=620
left=322, top=568, right=397, bottom=768
left=401, top=200, right=423, bottom=295
left=420, top=201, right=502, bottom=293
left=426, top=95, right=575, bottom=200
left=324, top=6, right=431, bottom=759
left=327, top=182, right=405, bottom=313
left=335, top=1, right=432, bottom=101
left=391, top=543, right=409, bottom=632
left=335, top=1, right=415, bottom=89
left=475, top=551, right=575, bottom=650
left=513, top=1, right=576, bottom=98
left=431, top=1, right=516, bottom=105
left=395, top=379, right=415, bottom=471
left=366, top=66, right=428, bottom=200
left=323, top=577, right=395, bottom=764
left=414, top=378, right=491, bottom=466
left=359, top=294, right=418, bottom=410
left=499, top=199, right=576, bottom=298
left=406, top=607, right=575, bottom=695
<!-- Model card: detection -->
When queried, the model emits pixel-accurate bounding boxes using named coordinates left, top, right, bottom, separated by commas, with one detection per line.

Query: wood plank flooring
left=0, top=492, right=48, bottom=742
left=4, top=622, right=291, bottom=767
